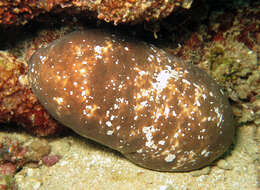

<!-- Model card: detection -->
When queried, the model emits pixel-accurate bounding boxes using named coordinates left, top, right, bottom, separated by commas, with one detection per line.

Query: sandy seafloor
left=0, top=124, right=257, bottom=190
left=0, top=125, right=258, bottom=190
left=0, top=1, right=259, bottom=190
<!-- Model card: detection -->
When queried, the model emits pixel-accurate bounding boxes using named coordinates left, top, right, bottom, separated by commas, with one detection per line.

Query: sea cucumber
left=28, top=30, right=235, bottom=171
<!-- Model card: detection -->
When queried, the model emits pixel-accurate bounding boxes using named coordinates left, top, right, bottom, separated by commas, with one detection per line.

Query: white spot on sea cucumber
left=106, top=121, right=112, bottom=127
left=94, top=46, right=102, bottom=54
left=80, top=68, right=86, bottom=74
left=193, top=83, right=201, bottom=89
left=220, top=89, right=225, bottom=95
left=39, top=55, right=46, bottom=62
left=140, top=101, right=148, bottom=107
left=198, top=135, right=203, bottom=140
left=116, top=97, right=124, bottom=103
left=142, top=126, right=157, bottom=149
left=195, top=100, right=201, bottom=107
left=202, top=93, right=207, bottom=100
left=53, top=97, right=63, bottom=104
left=114, top=104, right=119, bottom=109
left=139, top=70, right=149, bottom=76
left=147, top=55, right=153, bottom=62
left=164, top=154, right=176, bottom=162
left=214, top=107, right=223, bottom=127
left=152, top=69, right=173, bottom=92
left=106, top=130, right=114, bottom=135
left=85, top=105, right=92, bottom=109
left=182, top=79, right=191, bottom=85
left=106, top=110, right=110, bottom=117
left=110, top=115, right=115, bottom=120
left=201, top=129, right=206, bottom=133
left=158, top=140, right=165, bottom=145
left=164, top=106, right=170, bottom=118
left=201, top=149, right=210, bottom=157
left=81, top=91, right=86, bottom=97
left=137, top=148, right=143, bottom=153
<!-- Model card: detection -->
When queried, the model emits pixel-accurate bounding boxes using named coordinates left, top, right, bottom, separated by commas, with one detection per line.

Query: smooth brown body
left=28, top=30, right=235, bottom=171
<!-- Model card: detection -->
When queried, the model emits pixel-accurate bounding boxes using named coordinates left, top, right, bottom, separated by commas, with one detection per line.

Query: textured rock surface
left=0, top=51, right=63, bottom=136
left=0, top=0, right=193, bottom=25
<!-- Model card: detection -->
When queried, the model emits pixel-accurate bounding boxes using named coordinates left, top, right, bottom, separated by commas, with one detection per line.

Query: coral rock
left=0, top=0, right=193, bottom=25
left=0, top=51, right=63, bottom=136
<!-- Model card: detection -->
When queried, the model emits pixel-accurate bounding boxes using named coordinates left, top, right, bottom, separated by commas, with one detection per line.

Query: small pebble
left=217, top=159, right=233, bottom=170
left=42, top=155, right=60, bottom=167
left=190, top=166, right=211, bottom=177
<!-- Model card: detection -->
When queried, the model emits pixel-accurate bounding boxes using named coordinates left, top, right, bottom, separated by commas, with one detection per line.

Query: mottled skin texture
left=28, top=30, right=235, bottom=172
